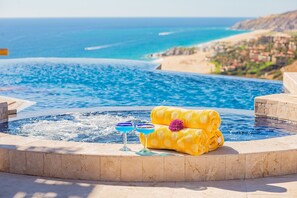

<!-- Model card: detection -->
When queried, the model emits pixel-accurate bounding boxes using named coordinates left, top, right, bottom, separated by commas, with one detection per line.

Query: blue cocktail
left=135, top=123, right=155, bottom=156
left=116, top=122, right=134, bottom=151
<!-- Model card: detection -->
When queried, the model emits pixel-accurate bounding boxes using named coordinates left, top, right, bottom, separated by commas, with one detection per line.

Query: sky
left=0, top=0, right=297, bottom=18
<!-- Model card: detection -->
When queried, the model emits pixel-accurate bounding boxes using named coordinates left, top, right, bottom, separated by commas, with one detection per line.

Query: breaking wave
left=84, top=42, right=123, bottom=51
left=158, top=31, right=176, bottom=36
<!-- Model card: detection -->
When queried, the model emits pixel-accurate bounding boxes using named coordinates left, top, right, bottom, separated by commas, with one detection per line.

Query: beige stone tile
left=247, top=194, right=296, bottom=198
left=246, top=153, right=266, bottom=179
left=121, top=156, right=142, bottom=181
left=101, top=156, right=121, bottom=181
left=171, top=188, right=211, bottom=198
left=61, top=154, right=100, bottom=180
left=279, top=137, right=297, bottom=149
left=0, top=135, right=37, bottom=149
left=96, top=184, right=174, bottom=198
left=19, top=139, right=83, bottom=154
left=68, top=142, right=105, bottom=155
left=61, top=154, right=81, bottom=179
left=25, top=152, right=44, bottom=176
left=172, top=179, right=248, bottom=198
left=80, top=155, right=100, bottom=180
left=0, top=133, right=8, bottom=137
left=185, top=156, right=206, bottom=181
left=142, top=156, right=164, bottom=181
left=43, top=153, right=62, bottom=178
left=205, top=155, right=226, bottom=181
left=281, top=150, right=297, bottom=175
left=69, top=142, right=142, bottom=156
left=245, top=175, right=297, bottom=197
left=263, top=152, right=282, bottom=177
left=9, top=150, right=26, bottom=174
left=164, top=156, right=185, bottom=181
left=207, top=145, right=241, bottom=155
left=0, top=148, right=9, bottom=172
left=226, top=154, right=246, bottom=180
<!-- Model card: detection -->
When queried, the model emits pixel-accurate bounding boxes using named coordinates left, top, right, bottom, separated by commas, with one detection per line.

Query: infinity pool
left=0, top=59, right=287, bottom=142
left=1, top=108, right=294, bottom=142
left=0, top=58, right=282, bottom=111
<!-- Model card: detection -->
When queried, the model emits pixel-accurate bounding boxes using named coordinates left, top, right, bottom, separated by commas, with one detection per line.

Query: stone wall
left=255, top=72, right=297, bottom=123
left=1, top=132, right=297, bottom=182
left=0, top=102, right=8, bottom=123
left=255, top=94, right=297, bottom=123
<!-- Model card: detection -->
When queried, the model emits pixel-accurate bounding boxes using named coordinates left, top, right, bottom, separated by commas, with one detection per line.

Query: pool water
left=1, top=109, right=294, bottom=142
left=0, top=58, right=282, bottom=111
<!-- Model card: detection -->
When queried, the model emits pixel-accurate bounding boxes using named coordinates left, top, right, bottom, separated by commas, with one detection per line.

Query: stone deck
left=0, top=96, right=35, bottom=115
left=0, top=172, right=297, bottom=198
left=0, top=96, right=35, bottom=123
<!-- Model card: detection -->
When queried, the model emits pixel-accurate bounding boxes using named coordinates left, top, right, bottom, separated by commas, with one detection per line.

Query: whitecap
left=84, top=42, right=123, bottom=51
left=158, top=31, right=175, bottom=36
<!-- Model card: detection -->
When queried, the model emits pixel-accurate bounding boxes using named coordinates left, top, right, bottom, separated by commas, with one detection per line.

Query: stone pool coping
left=284, top=72, right=297, bottom=94
left=0, top=96, right=35, bottom=116
left=255, top=72, right=297, bottom=123
left=0, top=131, right=297, bottom=182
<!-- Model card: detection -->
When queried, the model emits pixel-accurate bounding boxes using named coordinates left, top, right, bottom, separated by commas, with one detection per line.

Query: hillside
left=210, top=33, right=297, bottom=80
left=232, top=10, right=297, bottom=31
left=281, top=60, right=297, bottom=73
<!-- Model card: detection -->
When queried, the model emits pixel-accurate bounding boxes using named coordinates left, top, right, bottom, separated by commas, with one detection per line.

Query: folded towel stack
left=140, top=106, right=224, bottom=156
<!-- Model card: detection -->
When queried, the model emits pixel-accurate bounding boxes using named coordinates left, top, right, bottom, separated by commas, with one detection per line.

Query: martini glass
left=115, top=122, right=134, bottom=151
left=135, top=123, right=155, bottom=156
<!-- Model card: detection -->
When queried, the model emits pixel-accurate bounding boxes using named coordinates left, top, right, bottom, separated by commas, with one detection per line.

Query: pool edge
left=0, top=132, right=296, bottom=182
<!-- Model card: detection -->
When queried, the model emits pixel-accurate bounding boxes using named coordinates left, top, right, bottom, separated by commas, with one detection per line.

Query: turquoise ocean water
left=0, top=18, right=248, bottom=60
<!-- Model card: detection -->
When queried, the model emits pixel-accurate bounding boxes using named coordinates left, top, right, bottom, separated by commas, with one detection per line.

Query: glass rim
left=116, top=122, right=133, bottom=127
left=136, top=123, right=154, bottom=128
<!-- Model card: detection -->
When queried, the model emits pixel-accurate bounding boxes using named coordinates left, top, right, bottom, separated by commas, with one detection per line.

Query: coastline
left=157, top=30, right=270, bottom=74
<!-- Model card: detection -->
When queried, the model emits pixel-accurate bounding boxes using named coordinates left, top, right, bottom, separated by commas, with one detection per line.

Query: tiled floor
left=0, top=173, right=296, bottom=198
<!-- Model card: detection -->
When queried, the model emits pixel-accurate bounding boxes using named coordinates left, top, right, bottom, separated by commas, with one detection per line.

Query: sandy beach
left=157, top=51, right=215, bottom=74
left=158, top=30, right=270, bottom=74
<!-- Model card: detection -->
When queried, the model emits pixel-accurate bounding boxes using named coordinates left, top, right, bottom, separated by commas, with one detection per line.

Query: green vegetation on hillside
left=210, top=34, right=297, bottom=80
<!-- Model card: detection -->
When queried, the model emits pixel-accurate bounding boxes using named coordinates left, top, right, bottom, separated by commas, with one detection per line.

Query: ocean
left=0, top=18, right=248, bottom=60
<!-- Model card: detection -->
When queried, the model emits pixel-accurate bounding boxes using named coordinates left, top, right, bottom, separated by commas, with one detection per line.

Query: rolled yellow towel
left=151, top=106, right=221, bottom=133
left=208, top=129, right=224, bottom=151
left=139, top=124, right=224, bottom=156
left=140, top=124, right=209, bottom=156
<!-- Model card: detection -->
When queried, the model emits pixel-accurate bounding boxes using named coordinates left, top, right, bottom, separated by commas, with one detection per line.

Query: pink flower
left=169, top=119, right=184, bottom=132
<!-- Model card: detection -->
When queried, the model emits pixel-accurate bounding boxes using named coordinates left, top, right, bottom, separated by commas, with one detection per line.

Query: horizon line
left=0, top=16, right=253, bottom=19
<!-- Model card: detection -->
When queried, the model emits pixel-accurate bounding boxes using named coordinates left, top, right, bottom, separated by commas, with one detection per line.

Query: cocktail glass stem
left=124, top=133, right=127, bottom=148
left=120, top=132, right=131, bottom=151
left=145, top=135, right=148, bottom=150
